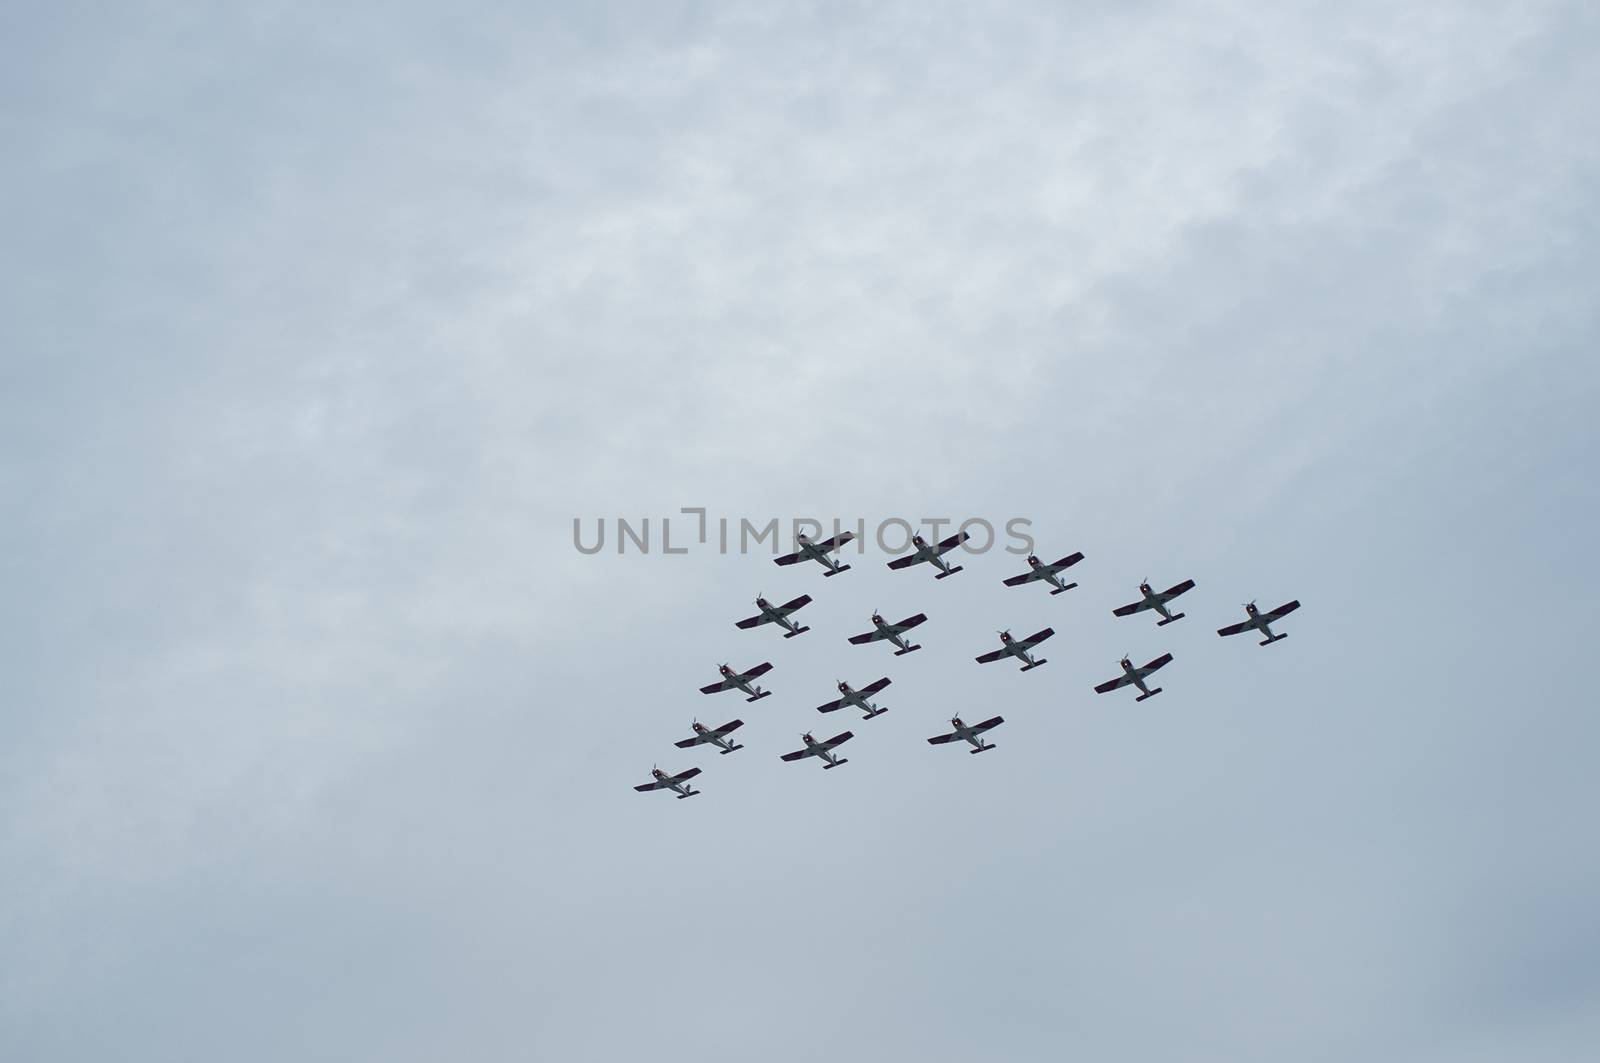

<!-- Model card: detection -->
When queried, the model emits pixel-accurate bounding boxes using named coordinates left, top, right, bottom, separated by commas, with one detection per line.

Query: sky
left=2, top=1, right=1598, bottom=1060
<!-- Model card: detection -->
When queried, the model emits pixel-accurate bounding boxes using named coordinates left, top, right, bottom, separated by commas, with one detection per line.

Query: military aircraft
left=1093, top=653, right=1174, bottom=701
left=734, top=593, right=813, bottom=639
left=698, top=661, right=774, bottom=702
left=886, top=531, right=971, bottom=579
left=673, top=719, right=745, bottom=755
left=773, top=531, right=855, bottom=577
left=1002, top=551, right=1085, bottom=595
left=1217, top=599, right=1301, bottom=646
left=974, top=628, right=1054, bottom=672
left=816, top=677, right=892, bottom=718
left=633, top=765, right=702, bottom=799
left=779, top=730, right=854, bottom=770
left=1112, top=578, right=1196, bottom=626
left=926, top=715, right=1005, bottom=754
left=847, top=612, right=928, bottom=656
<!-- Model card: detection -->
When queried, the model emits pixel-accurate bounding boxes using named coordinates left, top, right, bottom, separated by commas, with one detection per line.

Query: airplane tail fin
left=935, top=566, right=964, bottom=579
left=1157, top=613, right=1185, bottom=626
left=783, top=626, right=811, bottom=638
left=1135, top=687, right=1163, bottom=702
left=823, top=564, right=852, bottom=577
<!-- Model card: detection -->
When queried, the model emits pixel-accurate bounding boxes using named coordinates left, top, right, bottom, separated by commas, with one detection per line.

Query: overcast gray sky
left=3, top=2, right=1598, bottom=1060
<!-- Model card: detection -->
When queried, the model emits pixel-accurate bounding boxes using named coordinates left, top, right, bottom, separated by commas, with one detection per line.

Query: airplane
left=816, top=677, right=892, bottom=718
left=633, top=765, right=702, bottom=799
left=1093, top=653, right=1174, bottom=701
left=674, top=719, right=745, bottom=755
left=927, top=715, right=1005, bottom=754
left=774, top=531, right=855, bottom=577
left=1002, top=551, right=1085, bottom=595
left=1112, top=578, right=1196, bottom=626
left=698, top=661, right=774, bottom=702
left=779, top=730, right=854, bottom=769
left=1217, top=599, right=1301, bottom=646
left=734, top=593, right=813, bottom=638
left=847, top=612, right=928, bottom=656
left=886, top=531, right=971, bottom=579
left=974, top=627, right=1054, bottom=672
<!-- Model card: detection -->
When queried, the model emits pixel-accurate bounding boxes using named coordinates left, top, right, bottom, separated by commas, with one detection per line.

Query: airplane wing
left=1217, top=619, right=1253, bottom=637
left=848, top=630, right=884, bottom=645
left=1264, top=600, right=1301, bottom=621
left=780, top=747, right=816, bottom=761
left=734, top=613, right=768, bottom=629
left=1020, top=627, right=1054, bottom=647
left=935, top=531, right=970, bottom=554
left=778, top=594, right=812, bottom=614
left=1049, top=551, right=1084, bottom=570
left=927, top=731, right=962, bottom=745
left=674, top=735, right=707, bottom=748
left=713, top=720, right=744, bottom=737
left=975, top=647, right=1010, bottom=664
left=741, top=662, right=774, bottom=679
left=895, top=613, right=928, bottom=631
left=669, top=768, right=702, bottom=784
left=1094, top=674, right=1134, bottom=693
left=886, top=552, right=924, bottom=570
left=821, top=731, right=854, bottom=750
left=969, top=715, right=1004, bottom=734
left=859, top=677, right=892, bottom=696
left=1160, top=579, right=1196, bottom=600
left=816, top=532, right=854, bottom=553
left=634, top=778, right=670, bottom=790
left=1140, top=653, right=1174, bottom=676
left=773, top=550, right=805, bottom=566
left=1003, top=570, right=1044, bottom=586
left=1112, top=600, right=1150, bottom=616
left=699, top=679, right=736, bottom=694
left=816, top=697, right=846, bottom=713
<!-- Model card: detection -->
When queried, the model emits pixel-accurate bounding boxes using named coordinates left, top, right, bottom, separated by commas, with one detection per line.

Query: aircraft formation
left=634, top=530, right=1302, bottom=799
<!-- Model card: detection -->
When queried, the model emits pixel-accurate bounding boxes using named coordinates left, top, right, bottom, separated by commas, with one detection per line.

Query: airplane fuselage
left=947, top=719, right=993, bottom=752
left=718, top=669, right=763, bottom=699
left=814, top=745, right=842, bottom=767
left=695, top=728, right=738, bottom=753
left=1244, top=607, right=1280, bottom=643
left=1000, top=640, right=1038, bottom=667
left=759, top=604, right=803, bottom=635
left=651, top=772, right=699, bottom=798
left=916, top=543, right=958, bottom=575
left=1030, top=559, right=1071, bottom=592
left=797, top=539, right=845, bottom=573
left=875, top=622, right=911, bottom=652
